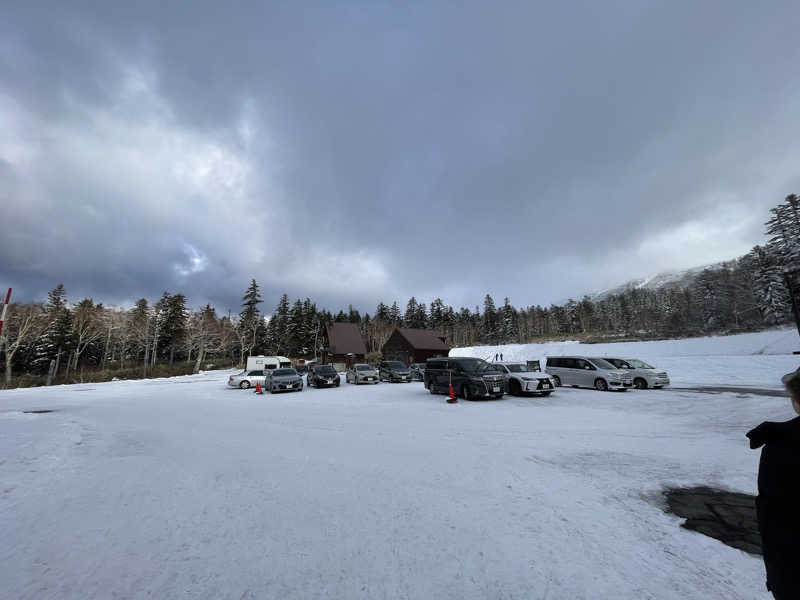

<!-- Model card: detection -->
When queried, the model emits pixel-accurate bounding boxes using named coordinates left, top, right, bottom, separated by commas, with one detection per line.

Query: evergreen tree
left=389, top=301, right=401, bottom=324
left=31, top=284, right=73, bottom=374
left=482, top=295, right=498, bottom=343
left=238, top=280, right=263, bottom=360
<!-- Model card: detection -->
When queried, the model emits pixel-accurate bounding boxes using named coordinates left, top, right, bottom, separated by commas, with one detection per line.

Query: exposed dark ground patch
left=672, top=386, right=789, bottom=398
left=664, top=486, right=761, bottom=555
left=22, top=409, right=55, bottom=414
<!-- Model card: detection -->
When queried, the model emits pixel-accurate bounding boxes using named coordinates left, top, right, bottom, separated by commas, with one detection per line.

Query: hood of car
left=314, top=372, right=337, bottom=378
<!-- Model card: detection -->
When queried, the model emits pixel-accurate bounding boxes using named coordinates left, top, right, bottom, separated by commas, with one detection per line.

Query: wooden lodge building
left=381, top=328, right=450, bottom=365
left=322, top=322, right=367, bottom=368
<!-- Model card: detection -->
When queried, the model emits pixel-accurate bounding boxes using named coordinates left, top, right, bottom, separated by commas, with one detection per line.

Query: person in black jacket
left=746, top=367, right=800, bottom=599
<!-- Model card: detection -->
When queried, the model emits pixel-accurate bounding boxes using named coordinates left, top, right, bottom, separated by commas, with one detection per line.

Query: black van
left=424, top=357, right=505, bottom=400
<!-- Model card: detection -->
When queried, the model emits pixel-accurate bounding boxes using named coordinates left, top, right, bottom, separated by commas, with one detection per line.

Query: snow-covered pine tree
left=287, top=299, right=306, bottom=356
left=753, top=245, right=791, bottom=325
left=404, top=297, right=419, bottom=327
left=500, top=297, right=516, bottom=342
left=387, top=301, right=401, bottom=324
left=30, top=284, right=73, bottom=373
left=238, top=280, right=263, bottom=361
left=481, top=295, right=498, bottom=343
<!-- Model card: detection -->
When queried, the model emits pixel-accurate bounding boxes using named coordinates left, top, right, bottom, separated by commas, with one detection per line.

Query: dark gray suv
left=424, top=357, right=505, bottom=400
left=379, top=361, right=412, bottom=383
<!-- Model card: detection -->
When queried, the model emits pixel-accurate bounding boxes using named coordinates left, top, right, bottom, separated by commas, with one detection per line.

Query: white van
left=246, top=355, right=292, bottom=372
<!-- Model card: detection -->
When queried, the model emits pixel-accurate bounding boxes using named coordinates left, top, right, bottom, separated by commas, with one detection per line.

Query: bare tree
left=1, top=303, right=46, bottom=385
left=70, top=299, right=105, bottom=373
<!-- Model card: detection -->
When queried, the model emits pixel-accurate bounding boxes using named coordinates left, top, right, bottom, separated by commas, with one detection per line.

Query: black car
left=424, top=357, right=505, bottom=400
left=409, top=363, right=426, bottom=381
left=307, top=365, right=341, bottom=388
left=379, top=360, right=412, bottom=383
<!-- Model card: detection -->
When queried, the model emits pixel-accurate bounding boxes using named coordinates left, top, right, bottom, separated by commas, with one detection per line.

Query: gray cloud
left=2, top=1, right=800, bottom=314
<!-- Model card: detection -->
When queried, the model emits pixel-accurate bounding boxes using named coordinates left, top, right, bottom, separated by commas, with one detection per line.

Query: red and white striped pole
left=0, top=288, right=11, bottom=338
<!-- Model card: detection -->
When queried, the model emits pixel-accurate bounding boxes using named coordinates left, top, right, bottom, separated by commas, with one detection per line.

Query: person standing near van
left=746, top=367, right=800, bottom=599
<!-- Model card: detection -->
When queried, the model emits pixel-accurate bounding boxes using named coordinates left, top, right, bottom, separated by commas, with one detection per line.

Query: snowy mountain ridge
left=588, top=261, right=729, bottom=301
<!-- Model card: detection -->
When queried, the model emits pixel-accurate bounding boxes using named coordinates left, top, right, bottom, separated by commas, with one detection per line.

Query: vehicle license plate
left=542, top=382, right=550, bottom=388
left=492, top=386, right=500, bottom=392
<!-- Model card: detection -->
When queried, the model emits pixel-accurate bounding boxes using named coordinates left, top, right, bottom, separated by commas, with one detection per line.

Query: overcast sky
left=2, top=1, right=800, bottom=315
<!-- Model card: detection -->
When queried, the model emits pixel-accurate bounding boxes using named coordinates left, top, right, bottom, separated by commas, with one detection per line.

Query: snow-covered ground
left=1, top=330, right=798, bottom=599
left=452, top=327, right=800, bottom=388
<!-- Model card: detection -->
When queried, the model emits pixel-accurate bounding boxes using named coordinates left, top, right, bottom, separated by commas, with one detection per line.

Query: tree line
left=1, top=195, right=798, bottom=387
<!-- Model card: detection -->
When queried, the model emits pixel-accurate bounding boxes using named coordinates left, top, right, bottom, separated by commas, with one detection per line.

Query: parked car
left=409, top=363, right=426, bottom=381
left=346, top=363, right=380, bottom=384
left=307, top=364, right=341, bottom=388
left=424, top=357, right=505, bottom=400
left=266, top=368, right=303, bottom=393
left=545, top=356, right=633, bottom=391
left=228, top=369, right=267, bottom=389
left=379, top=361, right=412, bottom=383
left=492, top=362, right=555, bottom=396
left=603, top=358, right=670, bottom=389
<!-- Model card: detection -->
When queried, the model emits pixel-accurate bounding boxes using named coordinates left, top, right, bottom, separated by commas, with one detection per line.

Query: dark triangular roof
left=395, top=328, right=450, bottom=350
left=326, top=322, right=367, bottom=355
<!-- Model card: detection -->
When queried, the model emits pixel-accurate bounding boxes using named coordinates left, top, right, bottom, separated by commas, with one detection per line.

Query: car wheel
left=461, top=384, right=473, bottom=401
left=240, top=381, right=250, bottom=389
left=634, top=378, right=648, bottom=389
left=552, top=375, right=561, bottom=387
left=594, top=378, right=608, bottom=392
left=509, top=379, right=521, bottom=396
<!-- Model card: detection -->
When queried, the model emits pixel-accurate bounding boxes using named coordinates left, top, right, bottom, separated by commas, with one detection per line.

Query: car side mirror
left=584, top=365, right=591, bottom=370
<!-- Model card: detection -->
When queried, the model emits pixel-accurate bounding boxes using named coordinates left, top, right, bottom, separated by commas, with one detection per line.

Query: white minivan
left=545, top=356, right=634, bottom=391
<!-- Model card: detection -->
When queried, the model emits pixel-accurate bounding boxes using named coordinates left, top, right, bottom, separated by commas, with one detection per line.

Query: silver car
left=228, top=369, right=267, bottom=389
left=345, top=363, right=380, bottom=384
left=266, top=368, right=303, bottom=393
left=604, top=358, right=670, bottom=389
left=545, top=356, right=633, bottom=391
left=492, top=362, right=555, bottom=396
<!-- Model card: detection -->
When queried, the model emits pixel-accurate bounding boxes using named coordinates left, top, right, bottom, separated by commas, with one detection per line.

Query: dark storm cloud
left=2, top=1, right=800, bottom=313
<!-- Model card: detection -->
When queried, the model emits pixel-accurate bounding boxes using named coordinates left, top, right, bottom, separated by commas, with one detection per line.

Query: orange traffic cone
left=255, top=382, right=263, bottom=394
left=447, top=382, right=458, bottom=403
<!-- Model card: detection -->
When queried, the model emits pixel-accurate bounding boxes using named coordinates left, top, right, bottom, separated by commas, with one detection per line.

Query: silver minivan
left=545, top=356, right=633, bottom=391
left=604, top=358, right=670, bottom=389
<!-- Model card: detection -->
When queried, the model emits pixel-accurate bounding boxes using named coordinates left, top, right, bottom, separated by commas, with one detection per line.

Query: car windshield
left=315, top=366, right=336, bottom=374
left=458, top=358, right=497, bottom=374
left=386, top=361, right=406, bottom=369
left=589, top=358, right=617, bottom=370
left=355, top=365, right=372, bottom=371
left=605, top=359, right=629, bottom=369
left=505, top=364, right=528, bottom=373
left=627, top=359, right=654, bottom=369
left=272, top=369, right=296, bottom=376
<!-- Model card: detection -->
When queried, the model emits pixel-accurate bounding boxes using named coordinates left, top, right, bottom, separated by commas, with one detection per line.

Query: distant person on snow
left=494, top=353, right=498, bottom=361
left=747, top=367, right=800, bottom=599
left=500, top=353, right=503, bottom=361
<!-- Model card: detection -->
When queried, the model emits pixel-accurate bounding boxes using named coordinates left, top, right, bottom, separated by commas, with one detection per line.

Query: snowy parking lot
left=1, top=335, right=798, bottom=599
